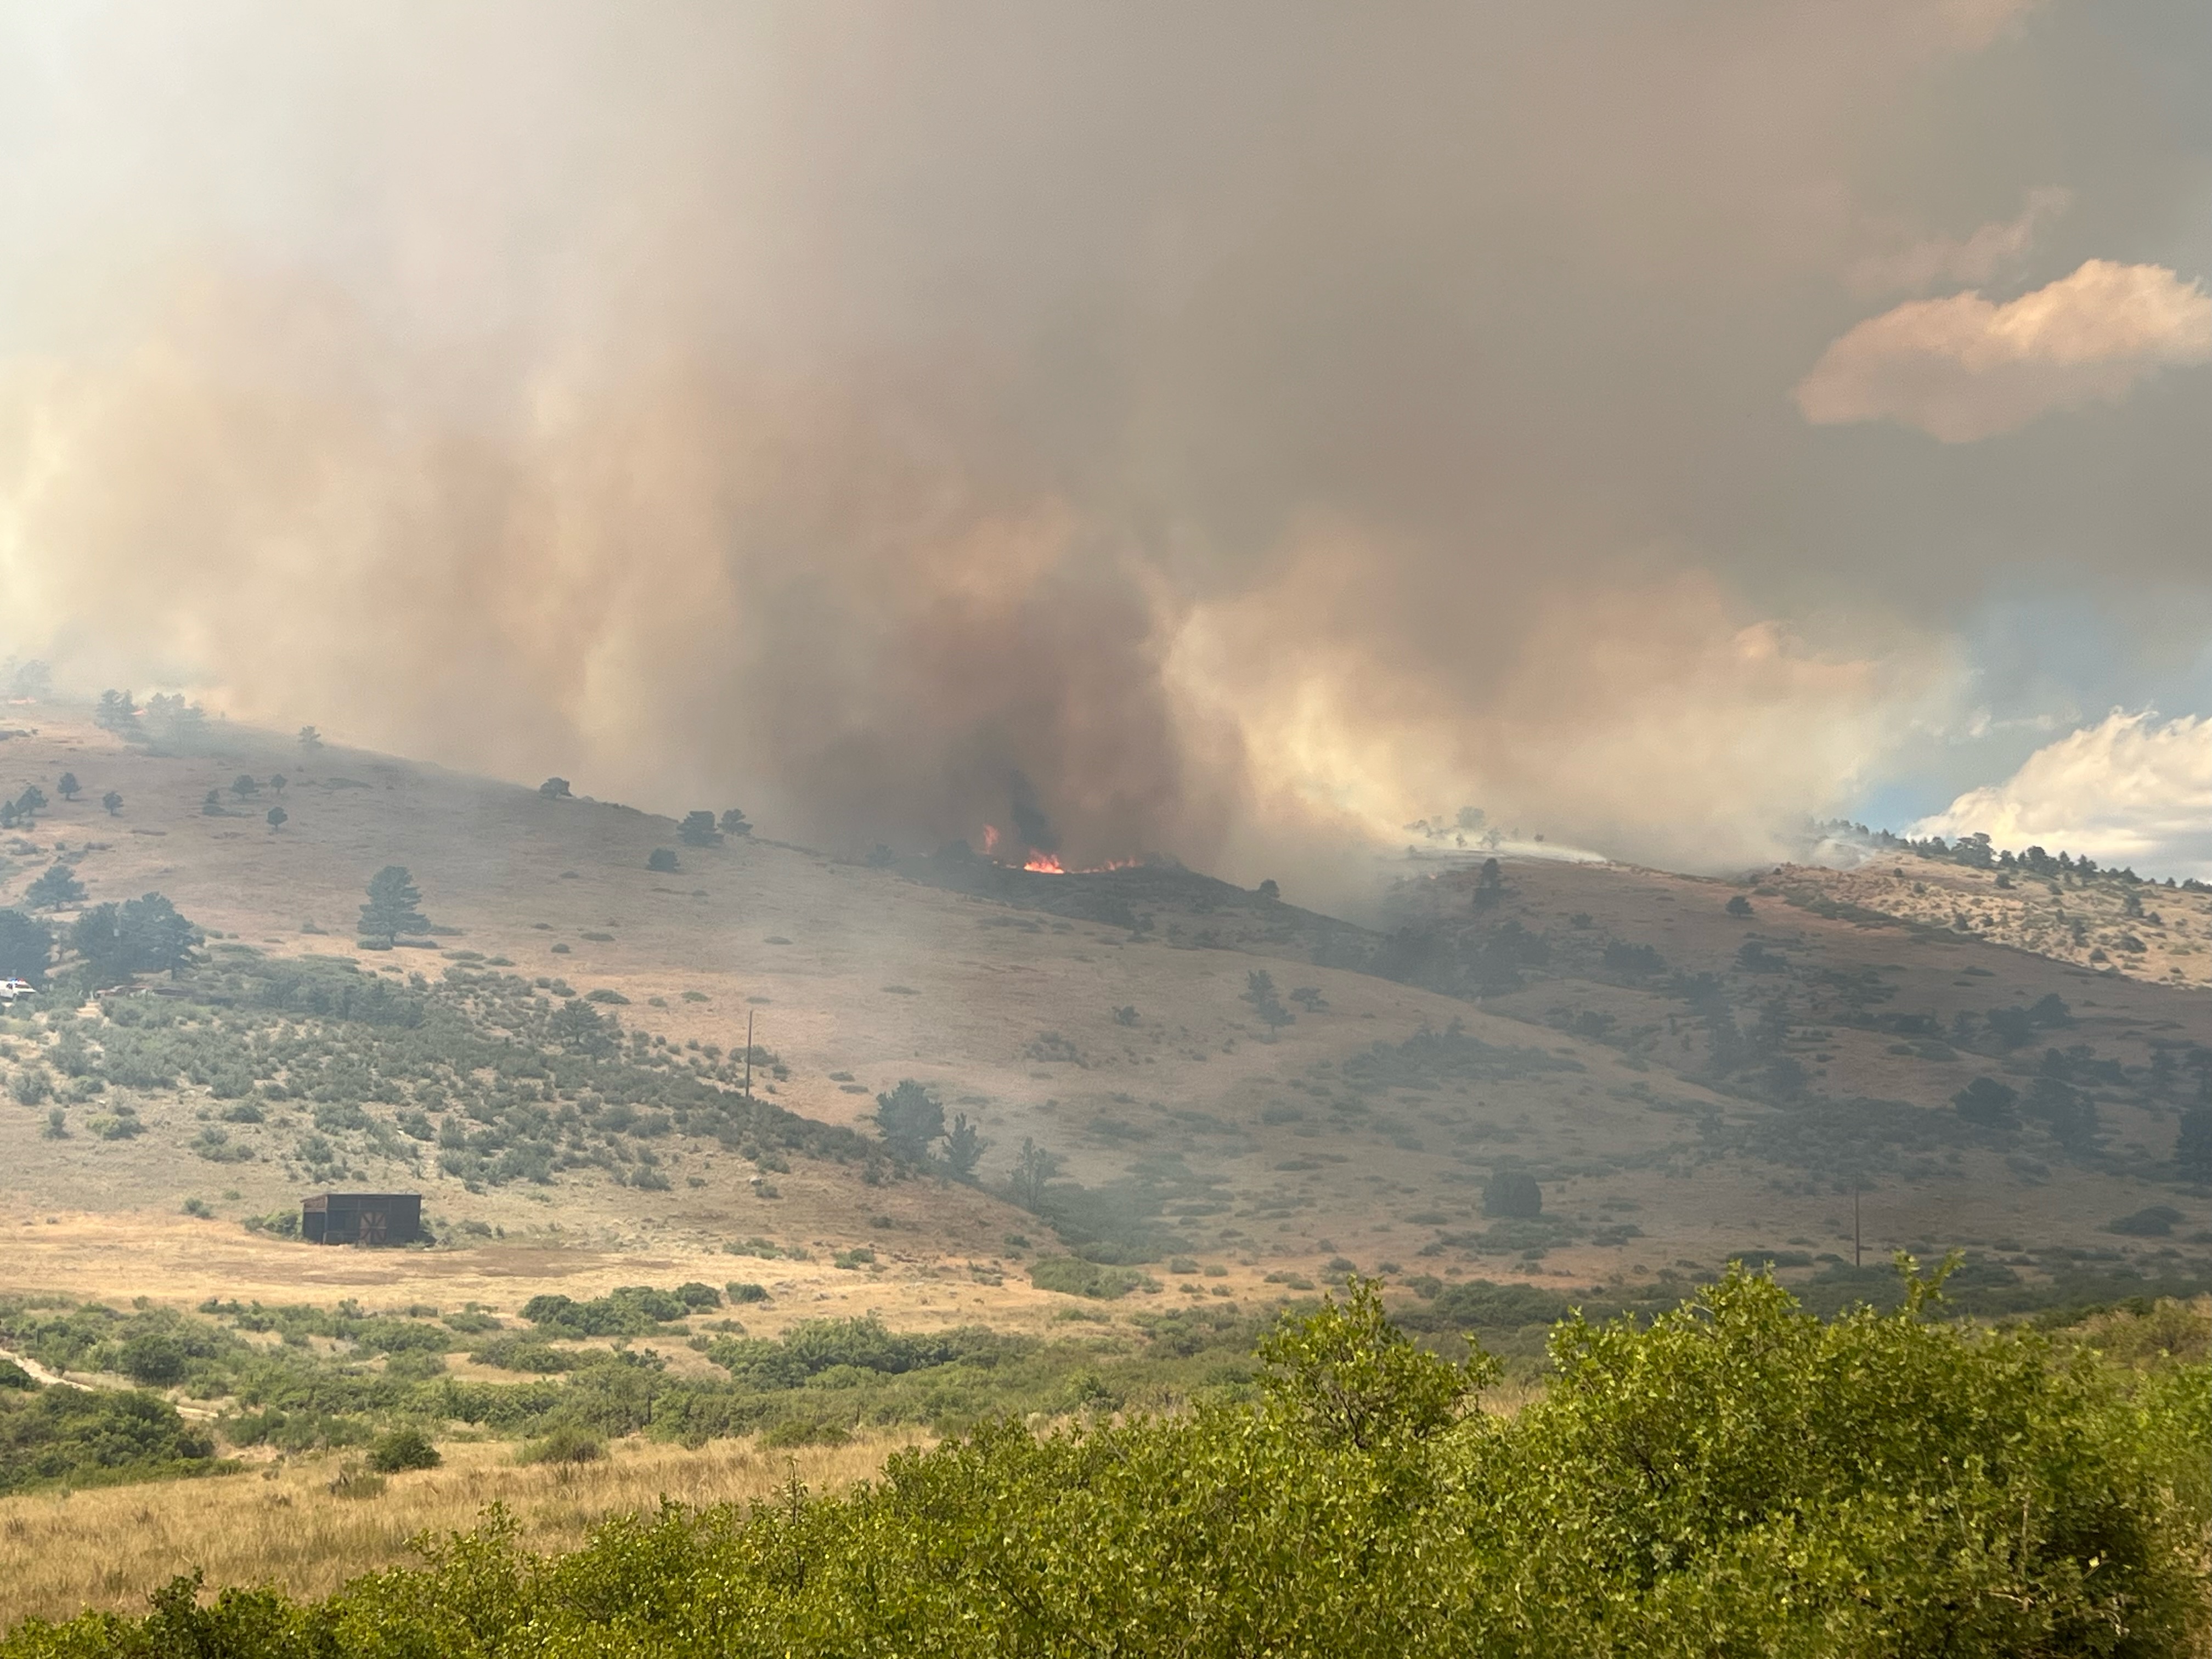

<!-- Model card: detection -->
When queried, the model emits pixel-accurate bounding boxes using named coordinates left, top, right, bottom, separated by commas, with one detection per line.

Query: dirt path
left=0, top=1346, right=92, bottom=1390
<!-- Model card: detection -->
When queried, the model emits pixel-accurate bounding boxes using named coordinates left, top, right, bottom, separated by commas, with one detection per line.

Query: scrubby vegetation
left=2, top=952, right=874, bottom=1194
left=3, top=1268, right=2204, bottom=1656
left=0, top=1386, right=226, bottom=1497
left=0, top=1281, right=1270, bottom=1469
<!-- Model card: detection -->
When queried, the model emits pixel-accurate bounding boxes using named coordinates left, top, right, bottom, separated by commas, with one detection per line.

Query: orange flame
left=978, top=824, right=1139, bottom=874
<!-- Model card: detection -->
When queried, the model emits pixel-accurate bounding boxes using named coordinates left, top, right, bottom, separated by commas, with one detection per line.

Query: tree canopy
left=873, top=1079, right=945, bottom=1160
left=358, top=866, right=430, bottom=947
left=0, top=909, right=52, bottom=985
left=25, top=864, right=86, bottom=911
left=70, top=893, right=200, bottom=982
left=944, top=1112, right=988, bottom=1179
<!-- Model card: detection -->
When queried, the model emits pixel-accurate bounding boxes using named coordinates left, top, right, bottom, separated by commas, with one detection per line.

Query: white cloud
left=1796, top=258, right=2212, bottom=441
left=1848, top=186, right=2070, bottom=296
left=1913, top=710, right=2212, bottom=875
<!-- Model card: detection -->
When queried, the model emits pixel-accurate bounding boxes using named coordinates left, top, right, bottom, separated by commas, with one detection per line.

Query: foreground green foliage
left=5, top=1268, right=2204, bottom=1657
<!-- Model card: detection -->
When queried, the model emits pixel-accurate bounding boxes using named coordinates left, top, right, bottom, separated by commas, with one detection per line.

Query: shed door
left=357, top=1207, right=387, bottom=1245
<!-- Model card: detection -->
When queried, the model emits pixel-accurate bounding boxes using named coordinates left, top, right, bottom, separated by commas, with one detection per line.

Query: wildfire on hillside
left=979, top=825, right=1138, bottom=876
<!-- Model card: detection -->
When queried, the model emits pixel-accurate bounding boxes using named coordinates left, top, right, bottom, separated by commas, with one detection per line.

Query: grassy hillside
left=2, top=700, right=2209, bottom=1324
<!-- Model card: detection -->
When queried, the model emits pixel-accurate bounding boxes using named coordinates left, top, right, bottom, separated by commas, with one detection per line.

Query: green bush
left=118, top=1334, right=189, bottom=1385
left=1481, top=1169, right=1542, bottom=1218
left=1029, top=1256, right=1150, bottom=1300
left=758, top=1418, right=851, bottom=1449
left=473, top=1339, right=585, bottom=1374
left=520, top=1287, right=692, bottom=1337
left=366, top=1426, right=441, bottom=1473
left=326, top=1462, right=386, bottom=1499
left=0, top=1387, right=221, bottom=1495
left=520, top=1424, right=606, bottom=1465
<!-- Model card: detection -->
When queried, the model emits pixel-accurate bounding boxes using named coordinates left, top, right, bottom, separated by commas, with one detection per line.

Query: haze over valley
left=0, top=4, right=2207, bottom=1650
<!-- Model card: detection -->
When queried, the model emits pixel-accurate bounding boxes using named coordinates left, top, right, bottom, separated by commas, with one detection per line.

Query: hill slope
left=2, top=704, right=2208, bottom=1323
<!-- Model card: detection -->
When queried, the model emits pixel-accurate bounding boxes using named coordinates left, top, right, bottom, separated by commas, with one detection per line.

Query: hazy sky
left=1, top=2, right=2208, bottom=884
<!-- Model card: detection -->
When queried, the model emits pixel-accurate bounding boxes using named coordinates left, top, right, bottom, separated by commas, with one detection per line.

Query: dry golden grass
left=0, top=1209, right=1292, bottom=1350
left=1798, top=859, right=2212, bottom=990
left=0, top=1431, right=918, bottom=1630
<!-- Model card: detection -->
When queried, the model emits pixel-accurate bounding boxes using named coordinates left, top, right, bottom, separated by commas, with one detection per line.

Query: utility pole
left=1853, top=1184, right=1861, bottom=1269
left=743, top=1008, right=754, bottom=1104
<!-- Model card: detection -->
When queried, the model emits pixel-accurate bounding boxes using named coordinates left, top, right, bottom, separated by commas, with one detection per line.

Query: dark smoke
left=1, top=2, right=2204, bottom=884
left=1006, top=774, right=1061, bottom=859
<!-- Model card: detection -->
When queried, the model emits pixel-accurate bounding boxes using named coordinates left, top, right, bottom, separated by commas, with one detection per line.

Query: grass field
left=0, top=1430, right=912, bottom=1629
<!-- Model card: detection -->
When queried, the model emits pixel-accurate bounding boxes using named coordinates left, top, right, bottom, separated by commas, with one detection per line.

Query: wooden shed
left=302, top=1192, right=422, bottom=1246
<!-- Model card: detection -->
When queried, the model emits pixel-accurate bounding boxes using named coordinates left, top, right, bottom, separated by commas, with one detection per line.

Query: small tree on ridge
left=359, top=866, right=430, bottom=947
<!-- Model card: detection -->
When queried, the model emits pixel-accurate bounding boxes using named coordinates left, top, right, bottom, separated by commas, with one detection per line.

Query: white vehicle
left=0, top=977, right=35, bottom=1003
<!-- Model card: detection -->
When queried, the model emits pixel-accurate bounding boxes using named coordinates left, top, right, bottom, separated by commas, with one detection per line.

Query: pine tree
left=945, top=1113, right=989, bottom=1180
left=71, top=893, right=199, bottom=980
left=0, top=908, right=51, bottom=986
left=873, top=1079, right=945, bottom=1161
left=1011, top=1138, right=1063, bottom=1211
left=25, top=864, right=86, bottom=911
left=359, top=866, right=430, bottom=946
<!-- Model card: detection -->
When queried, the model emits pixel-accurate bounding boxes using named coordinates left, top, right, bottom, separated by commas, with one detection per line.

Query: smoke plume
left=1, top=2, right=2204, bottom=883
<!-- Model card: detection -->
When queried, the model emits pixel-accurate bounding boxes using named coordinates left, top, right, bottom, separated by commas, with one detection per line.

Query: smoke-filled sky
left=2, top=1, right=2209, bottom=885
